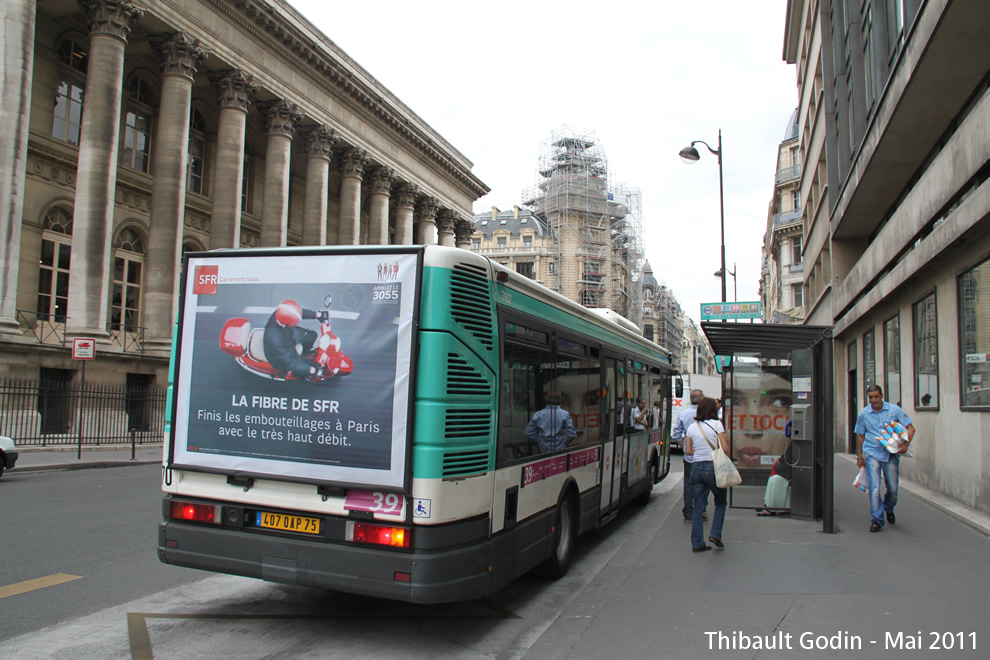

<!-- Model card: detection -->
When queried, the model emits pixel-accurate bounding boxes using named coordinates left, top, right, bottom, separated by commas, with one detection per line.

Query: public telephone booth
left=701, top=323, right=835, bottom=531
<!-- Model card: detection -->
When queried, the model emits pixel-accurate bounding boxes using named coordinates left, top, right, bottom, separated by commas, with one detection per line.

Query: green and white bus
left=159, top=245, right=674, bottom=603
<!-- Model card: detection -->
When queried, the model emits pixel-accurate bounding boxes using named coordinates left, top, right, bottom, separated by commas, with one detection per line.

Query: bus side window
left=499, top=342, right=552, bottom=463
left=551, top=356, right=600, bottom=448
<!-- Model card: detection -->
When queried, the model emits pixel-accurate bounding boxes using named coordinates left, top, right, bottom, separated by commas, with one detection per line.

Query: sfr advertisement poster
left=172, top=251, right=419, bottom=490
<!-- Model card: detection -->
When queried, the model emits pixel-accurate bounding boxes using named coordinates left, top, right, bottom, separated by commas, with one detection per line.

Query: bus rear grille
left=443, top=409, right=491, bottom=439
left=442, top=449, right=490, bottom=477
left=446, top=353, right=492, bottom=396
left=450, top=264, right=494, bottom=351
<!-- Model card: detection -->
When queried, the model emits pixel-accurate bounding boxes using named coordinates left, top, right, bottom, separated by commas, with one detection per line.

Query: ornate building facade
left=471, top=206, right=552, bottom=283
left=0, top=0, right=487, bottom=388
left=760, top=109, right=805, bottom=324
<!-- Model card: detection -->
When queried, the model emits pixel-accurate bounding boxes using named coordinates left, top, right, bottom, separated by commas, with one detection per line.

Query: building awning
left=702, top=322, right=832, bottom=359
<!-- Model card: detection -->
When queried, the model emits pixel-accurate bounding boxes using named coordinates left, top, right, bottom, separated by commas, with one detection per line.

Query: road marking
left=0, top=573, right=83, bottom=600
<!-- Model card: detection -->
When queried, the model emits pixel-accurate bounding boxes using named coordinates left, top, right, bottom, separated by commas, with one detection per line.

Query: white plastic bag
left=713, top=445, right=742, bottom=488
left=853, top=467, right=867, bottom=491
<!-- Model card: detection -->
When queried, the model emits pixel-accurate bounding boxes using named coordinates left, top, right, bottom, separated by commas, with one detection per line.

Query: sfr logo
left=193, top=265, right=219, bottom=294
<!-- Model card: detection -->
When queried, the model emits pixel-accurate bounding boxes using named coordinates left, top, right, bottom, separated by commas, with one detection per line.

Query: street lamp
left=679, top=130, right=726, bottom=305
left=714, top=262, right=737, bottom=302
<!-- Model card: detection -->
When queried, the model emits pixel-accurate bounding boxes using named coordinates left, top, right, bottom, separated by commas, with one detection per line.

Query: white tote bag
left=699, top=422, right=742, bottom=488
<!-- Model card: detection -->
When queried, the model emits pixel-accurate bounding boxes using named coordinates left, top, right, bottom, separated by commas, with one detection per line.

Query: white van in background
left=669, top=373, right=722, bottom=449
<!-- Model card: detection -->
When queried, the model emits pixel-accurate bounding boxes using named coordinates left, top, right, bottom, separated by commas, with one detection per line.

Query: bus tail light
left=169, top=500, right=222, bottom=524
left=347, top=521, right=411, bottom=548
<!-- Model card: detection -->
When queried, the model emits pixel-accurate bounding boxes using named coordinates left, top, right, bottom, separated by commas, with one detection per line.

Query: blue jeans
left=682, top=459, right=694, bottom=518
left=865, top=454, right=899, bottom=526
left=682, top=459, right=708, bottom=519
left=691, top=461, right=726, bottom=549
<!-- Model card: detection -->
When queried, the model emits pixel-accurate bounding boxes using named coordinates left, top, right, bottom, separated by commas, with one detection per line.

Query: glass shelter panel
left=725, top=355, right=793, bottom=510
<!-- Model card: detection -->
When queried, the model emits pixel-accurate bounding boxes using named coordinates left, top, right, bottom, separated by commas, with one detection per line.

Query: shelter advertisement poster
left=171, top=251, right=419, bottom=490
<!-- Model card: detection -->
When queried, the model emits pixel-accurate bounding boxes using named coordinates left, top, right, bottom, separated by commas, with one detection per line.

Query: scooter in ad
left=219, top=295, right=354, bottom=383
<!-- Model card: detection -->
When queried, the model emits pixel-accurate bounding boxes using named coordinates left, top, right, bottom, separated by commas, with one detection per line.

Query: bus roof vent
left=442, top=448, right=490, bottom=477
left=450, top=263, right=494, bottom=352
left=446, top=353, right=492, bottom=396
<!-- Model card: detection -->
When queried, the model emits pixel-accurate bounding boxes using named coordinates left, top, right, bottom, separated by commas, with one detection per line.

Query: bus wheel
left=536, top=492, right=576, bottom=579
left=635, top=459, right=657, bottom=506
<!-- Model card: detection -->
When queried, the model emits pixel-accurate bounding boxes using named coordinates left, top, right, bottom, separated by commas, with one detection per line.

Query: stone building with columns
left=0, top=0, right=487, bottom=393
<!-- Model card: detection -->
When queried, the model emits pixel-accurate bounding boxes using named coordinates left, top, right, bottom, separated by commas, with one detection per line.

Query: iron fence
left=0, top=378, right=166, bottom=446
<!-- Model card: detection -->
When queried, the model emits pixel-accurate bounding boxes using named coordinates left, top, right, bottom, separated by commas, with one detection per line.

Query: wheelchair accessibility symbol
left=413, top=498, right=432, bottom=518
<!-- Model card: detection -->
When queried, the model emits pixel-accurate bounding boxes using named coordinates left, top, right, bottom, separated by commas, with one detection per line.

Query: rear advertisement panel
left=171, top=251, right=419, bottom=490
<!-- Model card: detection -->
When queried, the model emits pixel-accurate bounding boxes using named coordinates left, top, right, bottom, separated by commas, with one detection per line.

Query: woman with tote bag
left=684, top=397, right=730, bottom=553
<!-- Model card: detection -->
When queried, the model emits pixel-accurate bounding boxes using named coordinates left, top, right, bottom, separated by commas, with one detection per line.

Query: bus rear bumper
left=158, top=521, right=493, bottom=604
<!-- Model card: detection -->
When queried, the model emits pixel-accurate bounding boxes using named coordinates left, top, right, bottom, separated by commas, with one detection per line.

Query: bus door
left=600, top=357, right=624, bottom=515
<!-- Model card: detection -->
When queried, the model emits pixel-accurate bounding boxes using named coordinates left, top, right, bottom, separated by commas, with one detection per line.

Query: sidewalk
left=525, top=453, right=990, bottom=660
left=8, top=442, right=163, bottom=473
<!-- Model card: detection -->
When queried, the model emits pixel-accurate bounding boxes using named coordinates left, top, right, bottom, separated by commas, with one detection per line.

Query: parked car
left=0, top=436, right=18, bottom=479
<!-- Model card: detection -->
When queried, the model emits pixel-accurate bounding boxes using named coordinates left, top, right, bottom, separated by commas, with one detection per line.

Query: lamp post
left=679, top=130, right=726, bottom=305
left=714, top=262, right=737, bottom=302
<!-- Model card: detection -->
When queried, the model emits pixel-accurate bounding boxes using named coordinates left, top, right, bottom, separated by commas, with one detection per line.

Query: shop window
left=883, top=314, right=901, bottom=408
left=959, top=259, right=989, bottom=408
left=863, top=328, right=876, bottom=392
left=913, top=292, right=939, bottom=408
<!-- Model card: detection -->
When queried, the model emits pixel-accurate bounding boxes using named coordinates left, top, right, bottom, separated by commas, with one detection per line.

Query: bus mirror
left=675, top=377, right=684, bottom=398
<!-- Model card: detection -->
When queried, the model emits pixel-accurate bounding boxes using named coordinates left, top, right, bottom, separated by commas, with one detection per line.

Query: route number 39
left=344, top=490, right=404, bottom=516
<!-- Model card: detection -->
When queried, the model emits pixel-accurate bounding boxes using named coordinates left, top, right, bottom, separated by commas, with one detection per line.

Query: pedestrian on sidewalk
left=672, top=389, right=707, bottom=523
left=684, top=397, right=728, bottom=552
left=855, top=383, right=916, bottom=532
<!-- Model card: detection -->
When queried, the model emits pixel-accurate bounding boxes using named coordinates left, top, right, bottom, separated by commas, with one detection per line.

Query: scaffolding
left=522, top=126, right=645, bottom=322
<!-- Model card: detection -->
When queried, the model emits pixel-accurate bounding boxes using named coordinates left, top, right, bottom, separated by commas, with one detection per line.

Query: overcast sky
left=289, top=0, right=797, bottom=324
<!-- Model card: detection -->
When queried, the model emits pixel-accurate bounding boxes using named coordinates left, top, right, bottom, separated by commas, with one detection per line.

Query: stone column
left=337, top=148, right=368, bottom=245
left=258, top=99, right=301, bottom=247
left=393, top=183, right=417, bottom=245
left=301, top=125, right=338, bottom=246
left=66, top=0, right=143, bottom=342
left=436, top=208, right=456, bottom=247
left=209, top=70, right=256, bottom=249
left=143, top=33, right=207, bottom=352
left=0, top=0, right=36, bottom=335
left=366, top=166, right=395, bottom=245
left=415, top=196, right=437, bottom=245
left=454, top=216, right=474, bottom=249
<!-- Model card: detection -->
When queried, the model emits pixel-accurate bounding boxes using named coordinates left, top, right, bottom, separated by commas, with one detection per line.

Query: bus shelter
left=701, top=322, right=835, bottom=533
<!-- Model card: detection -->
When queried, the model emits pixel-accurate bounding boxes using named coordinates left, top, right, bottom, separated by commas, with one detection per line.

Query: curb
left=12, top=460, right=162, bottom=474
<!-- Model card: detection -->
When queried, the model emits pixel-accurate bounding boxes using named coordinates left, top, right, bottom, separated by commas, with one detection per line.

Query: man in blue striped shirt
left=855, top=384, right=916, bottom=532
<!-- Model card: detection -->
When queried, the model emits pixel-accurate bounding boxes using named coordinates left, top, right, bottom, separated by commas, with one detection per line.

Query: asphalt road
left=0, top=462, right=683, bottom=658
left=0, top=464, right=203, bottom=643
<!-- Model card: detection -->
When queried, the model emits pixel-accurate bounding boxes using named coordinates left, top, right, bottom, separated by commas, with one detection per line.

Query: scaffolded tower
left=522, top=126, right=644, bottom=323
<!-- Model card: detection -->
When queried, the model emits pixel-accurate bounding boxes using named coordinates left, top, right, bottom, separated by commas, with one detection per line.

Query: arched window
left=52, top=38, right=88, bottom=145
left=187, top=108, right=207, bottom=194
left=110, top=227, right=144, bottom=332
left=121, top=76, right=154, bottom=172
left=38, top=206, right=73, bottom=322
